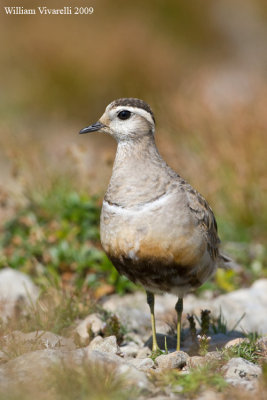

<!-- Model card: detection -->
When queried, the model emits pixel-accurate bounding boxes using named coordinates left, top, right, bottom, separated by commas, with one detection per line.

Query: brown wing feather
left=183, top=183, right=220, bottom=260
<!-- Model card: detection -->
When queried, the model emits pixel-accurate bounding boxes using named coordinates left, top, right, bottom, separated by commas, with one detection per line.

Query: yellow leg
left=175, top=297, right=183, bottom=351
left=146, top=291, right=160, bottom=352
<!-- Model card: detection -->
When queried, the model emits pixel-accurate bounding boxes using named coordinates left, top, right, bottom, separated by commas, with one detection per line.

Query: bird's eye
left=117, top=110, right=131, bottom=120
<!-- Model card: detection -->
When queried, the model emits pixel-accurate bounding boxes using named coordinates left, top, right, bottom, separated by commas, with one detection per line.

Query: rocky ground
left=0, top=268, right=267, bottom=399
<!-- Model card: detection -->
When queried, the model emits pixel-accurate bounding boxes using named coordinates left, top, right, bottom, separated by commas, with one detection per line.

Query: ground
left=1, top=3, right=267, bottom=396
left=0, top=187, right=266, bottom=400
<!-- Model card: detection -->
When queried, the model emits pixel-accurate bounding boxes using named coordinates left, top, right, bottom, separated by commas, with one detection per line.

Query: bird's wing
left=184, top=183, right=220, bottom=260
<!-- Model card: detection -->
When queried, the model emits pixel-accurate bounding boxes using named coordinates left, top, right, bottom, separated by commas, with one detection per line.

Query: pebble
left=224, top=337, right=248, bottom=348
left=155, top=351, right=189, bottom=370
left=87, top=335, right=121, bottom=355
left=127, top=357, right=154, bottom=371
left=85, top=349, right=122, bottom=365
left=136, top=346, right=152, bottom=359
left=188, top=351, right=223, bottom=369
left=2, top=276, right=267, bottom=397
left=0, top=349, right=65, bottom=387
left=256, top=336, right=267, bottom=356
left=0, top=268, right=39, bottom=321
left=0, top=346, right=152, bottom=392
left=188, top=356, right=206, bottom=369
left=75, top=313, right=105, bottom=345
left=85, top=349, right=153, bottom=390
left=120, top=342, right=140, bottom=357
left=222, top=357, right=262, bottom=390
left=204, top=351, right=223, bottom=362
left=116, top=363, right=153, bottom=390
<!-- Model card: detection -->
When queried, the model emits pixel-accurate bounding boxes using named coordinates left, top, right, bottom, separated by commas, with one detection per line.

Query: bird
left=79, top=97, right=234, bottom=352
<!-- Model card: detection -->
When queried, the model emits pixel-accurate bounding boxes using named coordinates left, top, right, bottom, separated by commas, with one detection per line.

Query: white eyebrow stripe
left=108, top=105, right=154, bottom=126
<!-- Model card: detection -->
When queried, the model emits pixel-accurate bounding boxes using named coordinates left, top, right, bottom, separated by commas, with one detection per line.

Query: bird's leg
left=146, top=291, right=160, bottom=352
left=175, top=297, right=183, bottom=351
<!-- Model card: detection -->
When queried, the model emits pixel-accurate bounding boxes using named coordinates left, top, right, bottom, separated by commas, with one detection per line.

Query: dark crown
left=110, top=98, right=155, bottom=123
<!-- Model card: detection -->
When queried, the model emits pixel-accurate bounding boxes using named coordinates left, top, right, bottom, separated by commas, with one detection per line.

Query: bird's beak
left=79, top=121, right=105, bottom=134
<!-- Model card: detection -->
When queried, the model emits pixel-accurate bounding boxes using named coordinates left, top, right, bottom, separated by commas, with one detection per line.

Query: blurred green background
left=0, top=0, right=266, bottom=295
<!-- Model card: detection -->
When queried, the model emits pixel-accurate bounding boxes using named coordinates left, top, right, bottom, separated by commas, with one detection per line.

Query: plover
left=80, top=98, right=233, bottom=352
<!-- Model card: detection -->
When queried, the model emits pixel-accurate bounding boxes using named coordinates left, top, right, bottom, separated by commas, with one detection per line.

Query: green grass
left=1, top=181, right=265, bottom=299
left=154, top=363, right=227, bottom=397
left=0, top=184, right=135, bottom=295
left=222, top=333, right=261, bottom=364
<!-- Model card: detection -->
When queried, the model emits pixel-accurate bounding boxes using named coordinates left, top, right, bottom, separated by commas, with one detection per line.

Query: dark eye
left=118, top=110, right=131, bottom=120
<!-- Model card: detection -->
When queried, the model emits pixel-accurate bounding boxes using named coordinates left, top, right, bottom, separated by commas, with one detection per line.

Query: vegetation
left=0, top=361, right=138, bottom=400
left=0, top=286, right=127, bottom=361
left=154, top=363, right=227, bottom=397
left=0, top=182, right=265, bottom=298
left=0, top=184, right=135, bottom=296
left=0, top=287, right=94, bottom=338
left=222, top=333, right=262, bottom=364
left=0, top=1, right=267, bottom=399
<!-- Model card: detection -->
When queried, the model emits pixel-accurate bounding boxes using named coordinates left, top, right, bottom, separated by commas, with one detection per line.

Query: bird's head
left=79, top=98, right=155, bottom=142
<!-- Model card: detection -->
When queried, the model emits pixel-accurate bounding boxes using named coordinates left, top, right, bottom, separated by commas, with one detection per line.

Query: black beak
left=79, top=121, right=105, bottom=134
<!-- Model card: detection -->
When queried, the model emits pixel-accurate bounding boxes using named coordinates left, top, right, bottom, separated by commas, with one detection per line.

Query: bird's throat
left=105, top=135, right=172, bottom=207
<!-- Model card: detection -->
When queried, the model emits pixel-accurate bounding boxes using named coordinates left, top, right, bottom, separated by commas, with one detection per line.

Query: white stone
left=256, top=336, right=267, bottom=354
left=184, top=279, right=267, bottom=334
left=85, top=349, right=152, bottom=390
left=222, top=357, right=262, bottom=390
left=120, top=342, right=139, bottom=357
left=102, top=292, right=150, bottom=334
left=0, top=268, right=39, bottom=321
left=155, top=351, right=189, bottom=370
left=0, top=349, right=63, bottom=387
left=188, top=356, right=206, bottom=369
left=224, top=338, right=248, bottom=348
left=87, top=335, right=121, bottom=355
left=127, top=357, right=154, bottom=371
left=136, top=346, right=152, bottom=359
left=116, top=363, right=152, bottom=390
left=102, top=280, right=267, bottom=340
left=85, top=349, right=122, bottom=365
left=75, top=313, right=105, bottom=345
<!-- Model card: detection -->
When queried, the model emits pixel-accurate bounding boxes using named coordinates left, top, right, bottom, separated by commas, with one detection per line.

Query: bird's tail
left=218, top=253, right=241, bottom=271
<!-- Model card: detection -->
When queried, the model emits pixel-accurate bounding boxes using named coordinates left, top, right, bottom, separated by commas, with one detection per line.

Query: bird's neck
left=115, top=134, right=161, bottom=166
left=105, top=134, right=174, bottom=207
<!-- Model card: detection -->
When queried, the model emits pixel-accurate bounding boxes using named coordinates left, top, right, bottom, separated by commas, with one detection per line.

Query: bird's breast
left=100, top=194, right=206, bottom=268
